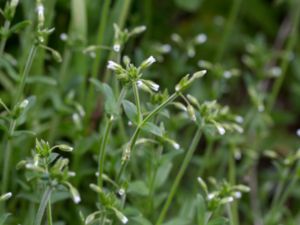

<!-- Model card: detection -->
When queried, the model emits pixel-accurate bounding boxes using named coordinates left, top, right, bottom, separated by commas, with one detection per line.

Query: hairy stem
left=34, top=186, right=52, bottom=225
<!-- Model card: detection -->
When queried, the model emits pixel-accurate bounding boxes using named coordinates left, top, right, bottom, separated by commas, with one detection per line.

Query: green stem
left=267, top=0, right=300, bottom=111
left=47, top=198, right=53, bottom=225
left=155, top=126, right=202, bottom=225
left=97, top=117, right=113, bottom=188
left=0, top=20, right=11, bottom=56
left=116, top=92, right=179, bottom=182
left=15, top=45, right=38, bottom=104
left=132, top=81, right=142, bottom=123
left=1, top=120, right=16, bottom=195
left=34, top=186, right=52, bottom=225
left=214, top=0, right=242, bottom=62
left=228, top=145, right=239, bottom=225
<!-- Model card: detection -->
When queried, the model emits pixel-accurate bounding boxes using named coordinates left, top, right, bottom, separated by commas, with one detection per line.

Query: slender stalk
left=116, top=92, right=179, bottom=182
left=228, top=145, right=239, bottom=225
left=97, top=117, right=113, bottom=188
left=132, top=81, right=142, bottom=123
left=34, top=186, right=52, bottom=225
left=47, top=199, right=53, bottom=225
left=15, top=45, right=38, bottom=104
left=214, top=0, right=242, bottom=62
left=267, top=0, right=300, bottom=111
left=0, top=20, right=11, bottom=56
left=1, top=120, right=16, bottom=194
left=155, top=126, right=202, bottom=225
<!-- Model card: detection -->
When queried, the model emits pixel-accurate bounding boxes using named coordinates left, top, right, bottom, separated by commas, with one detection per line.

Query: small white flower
left=235, top=116, right=244, bottom=124
left=208, top=193, right=216, bottom=200
left=234, top=191, right=242, bottom=199
left=216, top=125, right=226, bottom=135
left=140, top=56, right=156, bottom=69
left=0, top=192, right=12, bottom=201
left=296, top=129, right=300, bottom=137
left=137, top=80, right=143, bottom=88
left=113, top=44, right=121, bottom=52
left=68, top=171, right=76, bottom=177
left=121, top=216, right=128, bottom=224
left=195, top=33, right=207, bottom=44
left=270, top=66, right=282, bottom=77
left=161, top=44, right=172, bottom=53
left=107, top=60, right=122, bottom=71
left=145, top=80, right=159, bottom=91
left=118, top=188, right=125, bottom=196
left=60, top=33, right=68, bottom=41
left=19, top=99, right=29, bottom=109
left=223, top=71, right=232, bottom=79
left=74, top=195, right=81, bottom=204
left=173, top=142, right=180, bottom=150
left=128, top=121, right=132, bottom=126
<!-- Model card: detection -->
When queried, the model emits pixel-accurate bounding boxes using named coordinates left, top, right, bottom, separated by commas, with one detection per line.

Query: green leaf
left=141, top=122, right=163, bottom=137
left=10, top=20, right=31, bottom=34
left=122, top=100, right=138, bottom=124
left=196, top=194, right=206, bottom=225
left=90, top=78, right=118, bottom=116
left=174, top=0, right=203, bottom=12
left=128, top=180, right=149, bottom=196
left=0, top=213, right=11, bottom=225
left=155, top=162, right=172, bottom=188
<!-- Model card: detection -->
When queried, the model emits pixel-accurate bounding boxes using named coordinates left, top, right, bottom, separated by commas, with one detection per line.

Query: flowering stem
left=155, top=126, right=202, bottom=225
left=34, top=186, right=52, bottom=225
left=117, top=92, right=179, bottom=182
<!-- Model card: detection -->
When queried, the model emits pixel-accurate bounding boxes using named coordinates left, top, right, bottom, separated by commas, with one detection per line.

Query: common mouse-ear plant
left=196, top=177, right=250, bottom=225
left=17, top=139, right=79, bottom=225
left=156, top=94, right=244, bottom=225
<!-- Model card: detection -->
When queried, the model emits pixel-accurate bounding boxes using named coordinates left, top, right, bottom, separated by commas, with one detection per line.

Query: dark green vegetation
left=1, top=0, right=300, bottom=224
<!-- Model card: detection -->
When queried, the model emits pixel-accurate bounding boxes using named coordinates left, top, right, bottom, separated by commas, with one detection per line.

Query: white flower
left=235, top=116, right=244, bottom=124
left=137, top=80, right=143, bottom=88
left=195, top=33, right=207, bottom=44
left=74, top=195, right=81, bottom=204
left=60, top=33, right=68, bottom=41
left=172, top=142, right=180, bottom=150
left=140, top=56, right=156, bottom=69
left=216, top=125, right=226, bottom=135
left=0, top=192, right=12, bottom=201
left=296, top=129, right=300, bottom=137
left=107, top=60, right=122, bottom=71
left=19, top=99, right=29, bottom=109
left=161, top=44, right=172, bottom=53
left=113, top=44, right=121, bottom=52
left=223, top=71, right=232, bottom=79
